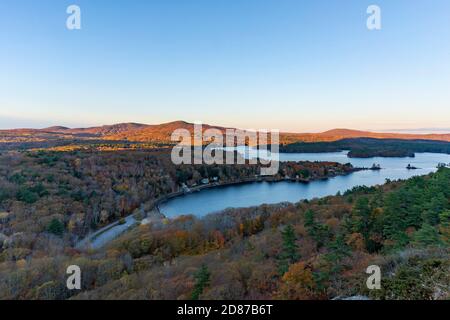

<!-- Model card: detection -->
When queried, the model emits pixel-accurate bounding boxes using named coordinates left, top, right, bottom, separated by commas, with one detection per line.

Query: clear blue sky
left=1, top=0, right=449, bottom=132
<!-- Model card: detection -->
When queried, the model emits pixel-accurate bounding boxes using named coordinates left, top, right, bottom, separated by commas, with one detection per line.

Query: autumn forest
left=0, top=123, right=449, bottom=300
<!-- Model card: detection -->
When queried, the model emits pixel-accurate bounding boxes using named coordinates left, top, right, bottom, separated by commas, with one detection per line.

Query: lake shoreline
left=77, top=151, right=450, bottom=249
left=76, top=164, right=364, bottom=249
left=153, top=166, right=366, bottom=216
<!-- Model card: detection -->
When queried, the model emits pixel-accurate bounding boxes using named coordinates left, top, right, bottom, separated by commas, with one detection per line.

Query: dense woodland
left=0, top=147, right=448, bottom=299
left=280, top=138, right=450, bottom=158
left=72, top=169, right=449, bottom=300
left=0, top=149, right=353, bottom=242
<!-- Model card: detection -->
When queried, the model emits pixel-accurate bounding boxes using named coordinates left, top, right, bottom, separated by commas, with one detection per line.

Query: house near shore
left=180, top=183, right=190, bottom=192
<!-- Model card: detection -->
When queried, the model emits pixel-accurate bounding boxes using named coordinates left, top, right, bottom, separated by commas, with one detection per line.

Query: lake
left=159, top=150, right=450, bottom=218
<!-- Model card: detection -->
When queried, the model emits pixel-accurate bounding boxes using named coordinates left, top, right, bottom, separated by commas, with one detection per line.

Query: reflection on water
left=159, top=150, right=450, bottom=218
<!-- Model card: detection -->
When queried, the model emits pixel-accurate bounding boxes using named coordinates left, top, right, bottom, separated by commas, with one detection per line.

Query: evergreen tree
left=325, top=234, right=351, bottom=265
left=422, top=193, right=447, bottom=225
left=323, top=233, right=352, bottom=280
left=191, top=264, right=211, bottom=300
left=351, top=198, right=371, bottom=239
left=304, top=210, right=330, bottom=249
left=47, top=219, right=64, bottom=236
left=278, top=225, right=300, bottom=275
left=383, top=191, right=410, bottom=240
left=413, top=223, right=442, bottom=247
left=439, top=210, right=450, bottom=244
left=304, top=210, right=315, bottom=231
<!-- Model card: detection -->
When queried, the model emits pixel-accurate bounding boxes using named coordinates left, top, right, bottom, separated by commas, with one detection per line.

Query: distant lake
left=159, top=150, right=450, bottom=218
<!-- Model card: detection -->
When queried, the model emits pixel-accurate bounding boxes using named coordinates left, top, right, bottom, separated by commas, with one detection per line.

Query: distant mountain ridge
left=2, top=121, right=450, bottom=145
left=42, top=123, right=149, bottom=135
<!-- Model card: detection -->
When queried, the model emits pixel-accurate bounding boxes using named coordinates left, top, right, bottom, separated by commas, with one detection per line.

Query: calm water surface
left=159, top=150, right=450, bottom=218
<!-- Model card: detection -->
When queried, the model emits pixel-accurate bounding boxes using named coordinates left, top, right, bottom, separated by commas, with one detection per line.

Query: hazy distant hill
left=43, top=123, right=149, bottom=136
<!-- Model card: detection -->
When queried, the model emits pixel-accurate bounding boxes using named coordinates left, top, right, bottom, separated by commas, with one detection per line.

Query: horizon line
left=2, top=120, right=450, bottom=135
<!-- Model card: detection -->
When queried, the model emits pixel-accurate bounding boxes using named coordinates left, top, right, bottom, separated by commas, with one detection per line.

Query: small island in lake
left=369, top=163, right=382, bottom=170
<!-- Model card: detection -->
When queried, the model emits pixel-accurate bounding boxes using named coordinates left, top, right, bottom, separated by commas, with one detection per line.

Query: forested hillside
left=280, top=138, right=450, bottom=158
left=0, top=151, right=448, bottom=299
left=71, top=169, right=449, bottom=300
left=0, top=150, right=353, bottom=242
